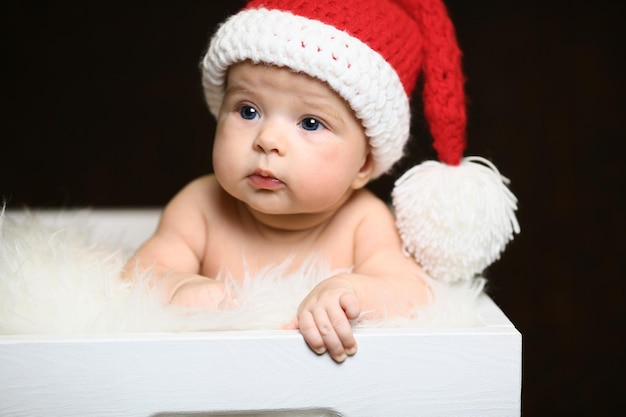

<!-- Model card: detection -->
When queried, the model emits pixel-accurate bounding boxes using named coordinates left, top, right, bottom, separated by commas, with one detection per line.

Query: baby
left=125, top=0, right=518, bottom=363
left=125, top=61, right=430, bottom=362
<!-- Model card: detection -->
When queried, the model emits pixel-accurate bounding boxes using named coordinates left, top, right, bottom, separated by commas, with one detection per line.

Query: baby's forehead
left=226, top=61, right=356, bottom=106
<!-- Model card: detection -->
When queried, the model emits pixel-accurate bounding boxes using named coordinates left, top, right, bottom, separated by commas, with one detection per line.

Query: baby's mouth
left=247, top=170, right=284, bottom=190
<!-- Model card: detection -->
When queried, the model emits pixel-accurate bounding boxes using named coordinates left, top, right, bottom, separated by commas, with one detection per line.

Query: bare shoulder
left=161, top=175, right=225, bottom=218
left=169, top=174, right=220, bottom=205
left=155, top=175, right=225, bottom=241
left=127, top=175, right=222, bottom=273
left=347, top=189, right=411, bottom=266
left=342, top=188, right=396, bottom=222
left=336, top=190, right=428, bottom=297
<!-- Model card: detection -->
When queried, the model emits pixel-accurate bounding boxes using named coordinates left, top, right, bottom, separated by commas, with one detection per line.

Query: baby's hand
left=169, top=274, right=237, bottom=310
left=295, top=275, right=360, bottom=363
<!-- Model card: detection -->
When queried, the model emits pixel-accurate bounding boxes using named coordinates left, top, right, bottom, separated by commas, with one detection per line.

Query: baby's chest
left=201, top=227, right=355, bottom=279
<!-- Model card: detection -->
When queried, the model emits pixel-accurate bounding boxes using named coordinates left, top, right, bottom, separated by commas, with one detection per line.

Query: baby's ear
left=351, top=152, right=375, bottom=190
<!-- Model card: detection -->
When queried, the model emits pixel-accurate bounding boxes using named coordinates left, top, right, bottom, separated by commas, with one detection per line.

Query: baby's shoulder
left=345, top=188, right=391, bottom=214
left=165, top=174, right=234, bottom=218
left=174, top=175, right=223, bottom=204
left=333, top=188, right=394, bottom=226
left=178, top=174, right=218, bottom=194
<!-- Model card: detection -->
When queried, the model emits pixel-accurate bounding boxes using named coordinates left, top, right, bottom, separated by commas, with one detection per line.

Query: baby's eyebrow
left=298, top=95, right=346, bottom=128
left=223, top=84, right=254, bottom=98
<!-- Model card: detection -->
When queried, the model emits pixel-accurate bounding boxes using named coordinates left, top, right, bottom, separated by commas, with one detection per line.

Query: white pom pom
left=392, top=157, right=520, bottom=283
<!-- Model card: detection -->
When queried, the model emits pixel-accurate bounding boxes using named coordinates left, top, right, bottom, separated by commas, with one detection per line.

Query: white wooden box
left=0, top=209, right=521, bottom=416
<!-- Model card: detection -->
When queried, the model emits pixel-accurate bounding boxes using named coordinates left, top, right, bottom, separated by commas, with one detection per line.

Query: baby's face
left=213, top=62, right=372, bottom=219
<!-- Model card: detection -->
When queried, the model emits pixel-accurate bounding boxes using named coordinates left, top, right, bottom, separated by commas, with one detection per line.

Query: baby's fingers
left=339, top=291, right=361, bottom=321
left=298, top=311, right=326, bottom=355
left=282, top=318, right=299, bottom=330
left=326, top=306, right=358, bottom=360
left=299, top=308, right=357, bottom=363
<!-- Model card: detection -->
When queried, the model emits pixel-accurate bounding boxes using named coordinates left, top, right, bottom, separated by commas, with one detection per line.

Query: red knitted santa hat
left=201, top=0, right=519, bottom=283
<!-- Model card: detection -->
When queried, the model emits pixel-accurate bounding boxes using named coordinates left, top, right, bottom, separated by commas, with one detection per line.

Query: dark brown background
left=2, top=1, right=624, bottom=415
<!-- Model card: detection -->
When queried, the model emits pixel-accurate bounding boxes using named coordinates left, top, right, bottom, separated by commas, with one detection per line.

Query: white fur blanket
left=0, top=209, right=486, bottom=335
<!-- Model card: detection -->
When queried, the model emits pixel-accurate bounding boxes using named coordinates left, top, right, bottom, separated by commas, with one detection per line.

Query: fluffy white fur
left=0, top=210, right=486, bottom=335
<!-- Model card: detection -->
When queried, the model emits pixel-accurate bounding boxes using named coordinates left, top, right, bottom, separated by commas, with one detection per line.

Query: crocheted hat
left=201, top=0, right=520, bottom=283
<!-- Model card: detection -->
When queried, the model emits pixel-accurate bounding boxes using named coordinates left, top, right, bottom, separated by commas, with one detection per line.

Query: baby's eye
left=300, top=117, right=324, bottom=131
left=239, top=105, right=259, bottom=120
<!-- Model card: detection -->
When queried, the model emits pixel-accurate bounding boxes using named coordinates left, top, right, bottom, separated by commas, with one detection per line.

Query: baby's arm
left=296, top=196, right=430, bottom=362
left=123, top=176, right=229, bottom=309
